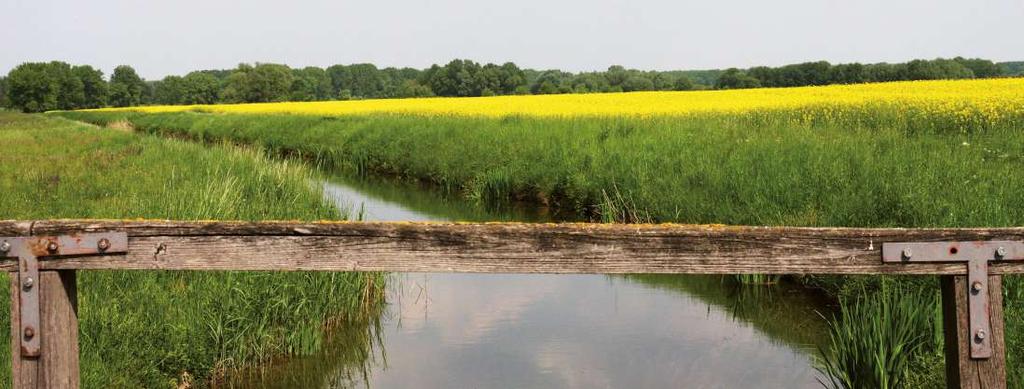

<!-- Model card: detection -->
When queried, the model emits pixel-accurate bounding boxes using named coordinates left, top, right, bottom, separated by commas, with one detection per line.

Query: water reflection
left=227, top=174, right=831, bottom=388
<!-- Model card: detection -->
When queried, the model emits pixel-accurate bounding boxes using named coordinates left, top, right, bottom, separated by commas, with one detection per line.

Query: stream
left=226, top=174, right=833, bottom=388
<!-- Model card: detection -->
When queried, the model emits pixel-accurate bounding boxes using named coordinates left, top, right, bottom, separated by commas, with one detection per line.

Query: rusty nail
left=0, top=241, right=9, bottom=254
left=995, top=246, right=1007, bottom=258
left=98, top=238, right=111, bottom=252
left=901, top=248, right=913, bottom=260
left=971, top=281, right=983, bottom=294
left=23, top=327, right=34, bottom=340
left=46, top=240, right=58, bottom=253
left=22, top=277, right=33, bottom=291
left=975, top=329, right=987, bottom=342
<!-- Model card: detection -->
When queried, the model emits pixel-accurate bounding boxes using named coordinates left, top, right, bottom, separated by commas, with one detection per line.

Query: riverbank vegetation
left=55, top=78, right=1024, bottom=386
left=0, top=111, right=385, bottom=387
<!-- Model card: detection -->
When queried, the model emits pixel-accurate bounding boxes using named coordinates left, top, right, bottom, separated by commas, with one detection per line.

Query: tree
left=4, top=61, right=84, bottom=112
left=49, top=61, right=84, bottom=110
left=423, top=59, right=484, bottom=97
left=715, top=68, right=761, bottom=89
left=154, top=76, right=185, bottom=105
left=393, top=80, right=433, bottom=98
left=72, top=65, right=108, bottom=108
left=673, top=75, right=695, bottom=91
left=221, top=63, right=294, bottom=103
left=5, top=63, right=58, bottom=112
left=290, top=67, right=331, bottom=101
left=621, top=76, right=654, bottom=92
left=953, top=57, right=1002, bottom=78
left=109, top=65, right=146, bottom=107
left=0, top=76, right=8, bottom=108
left=180, top=71, right=220, bottom=104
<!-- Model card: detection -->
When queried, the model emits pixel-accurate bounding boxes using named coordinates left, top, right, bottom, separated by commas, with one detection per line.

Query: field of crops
left=89, top=78, right=1024, bottom=131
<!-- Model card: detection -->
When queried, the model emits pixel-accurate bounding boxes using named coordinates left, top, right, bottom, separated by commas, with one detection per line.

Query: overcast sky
left=3, top=0, right=1022, bottom=80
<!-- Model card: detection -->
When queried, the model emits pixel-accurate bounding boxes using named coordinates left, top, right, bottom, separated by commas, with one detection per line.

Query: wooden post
left=942, top=275, right=1006, bottom=389
left=10, top=271, right=80, bottom=389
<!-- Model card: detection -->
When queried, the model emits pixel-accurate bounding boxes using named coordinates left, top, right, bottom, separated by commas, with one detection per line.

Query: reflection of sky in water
left=321, top=178, right=821, bottom=389
left=369, top=274, right=819, bottom=389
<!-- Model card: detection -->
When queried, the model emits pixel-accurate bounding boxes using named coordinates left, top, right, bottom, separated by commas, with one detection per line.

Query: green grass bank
left=54, top=109, right=1024, bottom=386
left=0, top=111, right=385, bottom=388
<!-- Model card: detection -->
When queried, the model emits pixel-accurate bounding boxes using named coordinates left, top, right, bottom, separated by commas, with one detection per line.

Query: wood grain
left=0, top=220, right=1020, bottom=274
left=942, top=275, right=1006, bottom=389
left=10, top=271, right=79, bottom=389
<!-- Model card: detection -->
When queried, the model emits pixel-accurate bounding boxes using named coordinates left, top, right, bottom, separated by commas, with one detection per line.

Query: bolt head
left=23, top=327, right=34, bottom=340
left=97, top=238, right=110, bottom=251
left=975, top=329, right=987, bottom=342
left=22, top=277, right=33, bottom=291
left=901, top=248, right=913, bottom=260
left=995, top=246, right=1007, bottom=258
left=0, top=241, right=10, bottom=253
left=46, top=240, right=58, bottom=253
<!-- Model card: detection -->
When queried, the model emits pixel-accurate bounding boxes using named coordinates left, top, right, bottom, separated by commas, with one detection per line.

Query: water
left=228, top=174, right=832, bottom=388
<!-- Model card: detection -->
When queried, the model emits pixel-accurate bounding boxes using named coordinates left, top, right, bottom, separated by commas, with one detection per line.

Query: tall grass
left=0, top=112, right=386, bottom=388
left=53, top=107, right=1024, bottom=386
left=815, top=282, right=938, bottom=389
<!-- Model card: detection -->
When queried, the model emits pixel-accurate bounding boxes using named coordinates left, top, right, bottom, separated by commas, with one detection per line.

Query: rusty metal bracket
left=0, top=232, right=127, bottom=358
left=882, top=240, right=1024, bottom=359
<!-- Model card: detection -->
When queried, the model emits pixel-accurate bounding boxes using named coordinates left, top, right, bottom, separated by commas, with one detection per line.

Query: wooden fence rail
left=2, top=219, right=1022, bottom=388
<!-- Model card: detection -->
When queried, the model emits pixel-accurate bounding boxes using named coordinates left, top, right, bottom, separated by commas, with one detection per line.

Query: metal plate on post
left=881, top=240, right=1024, bottom=263
left=968, top=258, right=992, bottom=359
left=0, top=232, right=127, bottom=358
left=16, top=248, right=40, bottom=357
left=882, top=240, right=1024, bottom=361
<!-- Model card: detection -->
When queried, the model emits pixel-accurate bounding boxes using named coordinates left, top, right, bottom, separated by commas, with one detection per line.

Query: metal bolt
left=0, top=241, right=10, bottom=254
left=97, top=238, right=110, bottom=252
left=971, top=281, right=983, bottom=294
left=901, top=248, right=913, bottom=260
left=975, top=329, right=987, bottom=342
left=46, top=240, right=58, bottom=253
left=22, top=277, right=33, bottom=291
left=23, top=327, right=34, bottom=340
left=995, top=246, right=1007, bottom=258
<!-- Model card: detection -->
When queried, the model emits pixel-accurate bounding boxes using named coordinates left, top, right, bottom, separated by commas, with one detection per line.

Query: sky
left=3, top=0, right=1022, bottom=80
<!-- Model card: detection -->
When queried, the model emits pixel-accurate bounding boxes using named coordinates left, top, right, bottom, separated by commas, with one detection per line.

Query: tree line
left=1, top=57, right=1020, bottom=112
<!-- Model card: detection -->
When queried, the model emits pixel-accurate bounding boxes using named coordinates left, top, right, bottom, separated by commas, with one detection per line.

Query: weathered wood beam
left=1, top=220, right=1022, bottom=274
left=942, top=275, right=1007, bottom=389
left=10, top=271, right=80, bottom=388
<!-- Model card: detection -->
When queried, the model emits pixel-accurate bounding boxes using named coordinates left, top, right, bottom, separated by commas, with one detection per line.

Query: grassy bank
left=54, top=107, right=1024, bottom=386
left=0, top=111, right=385, bottom=388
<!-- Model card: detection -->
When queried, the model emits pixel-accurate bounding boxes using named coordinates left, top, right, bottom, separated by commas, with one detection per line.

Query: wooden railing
left=2, top=220, right=1022, bottom=388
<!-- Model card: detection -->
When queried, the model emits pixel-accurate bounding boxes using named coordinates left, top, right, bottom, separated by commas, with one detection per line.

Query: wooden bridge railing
left=2, top=219, right=1023, bottom=388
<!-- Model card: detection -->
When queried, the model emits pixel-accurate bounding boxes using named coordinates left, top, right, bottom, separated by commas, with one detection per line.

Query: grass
left=815, top=280, right=938, bottom=389
left=53, top=107, right=1024, bottom=387
left=0, top=111, right=386, bottom=388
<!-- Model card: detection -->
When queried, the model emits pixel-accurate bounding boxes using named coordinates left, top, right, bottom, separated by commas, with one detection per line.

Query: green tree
left=621, top=75, right=654, bottom=92
left=154, top=75, right=185, bottom=104
left=393, top=79, right=434, bottom=98
left=180, top=71, right=220, bottom=104
left=0, top=76, right=8, bottom=108
left=5, top=63, right=58, bottom=112
left=673, top=75, right=695, bottom=91
left=953, top=57, right=1002, bottom=78
left=221, top=63, right=294, bottom=103
left=72, top=65, right=108, bottom=108
left=715, top=68, right=761, bottom=89
left=109, top=65, right=146, bottom=107
left=289, top=67, right=331, bottom=101
left=4, top=61, right=84, bottom=112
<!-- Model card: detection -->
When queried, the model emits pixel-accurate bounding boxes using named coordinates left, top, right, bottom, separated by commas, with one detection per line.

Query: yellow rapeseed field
left=93, top=78, right=1024, bottom=124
